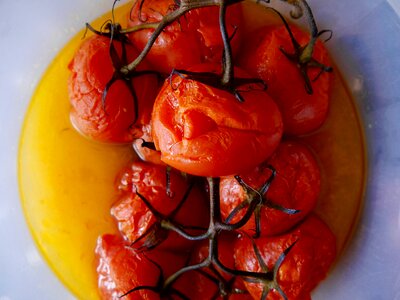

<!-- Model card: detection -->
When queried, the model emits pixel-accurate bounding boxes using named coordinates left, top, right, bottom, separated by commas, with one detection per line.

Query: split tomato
left=234, top=215, right=336, bottom=300
left=111, top=161, right=209, bottom=250
left=151, top=64, right=283, bottom=177
left=220, top=140, right=321, bottom=236
left=68, top=35, right=158, bottom=143
left=239, top=25, right=332, bottom=136
left=127, top=0, right=243, bottom=73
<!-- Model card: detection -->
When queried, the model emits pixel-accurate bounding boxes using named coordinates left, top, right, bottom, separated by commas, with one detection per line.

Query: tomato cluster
left=68, top=1, right=337, bottom=299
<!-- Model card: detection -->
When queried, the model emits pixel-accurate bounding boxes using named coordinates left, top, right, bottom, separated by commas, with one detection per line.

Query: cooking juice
left=18, top=3, right=366, bottom=299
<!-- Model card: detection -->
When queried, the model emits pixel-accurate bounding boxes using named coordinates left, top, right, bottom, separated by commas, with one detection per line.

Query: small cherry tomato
left=234, top=215, right=336, bottom=300
left=111, top=161, right=209, bottom=250
left=239, top=25, right=333, bottom=136
left=151, top=64, right=283, bottom=177
left=95, top=234, right=161, bottom=300
left=127, top=0, right=243, bottom=73
left=220, top=140, right=320, bottom=236
left=68, top=35, right=158, bottom=143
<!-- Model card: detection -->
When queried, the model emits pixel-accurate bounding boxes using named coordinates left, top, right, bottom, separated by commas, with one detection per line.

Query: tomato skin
left=151, top=64, right=283, bottom=177
left=68, top=35, right=158, bottom=143
left=220, top=140, right=320, bottom=236
left=95, top=234, right=161, bottom=300
left=127, top=0, right=243, bottom=73
left=239, top=25, right=332, bottom=136
left=234, top=215, right=336, bottom=300
left=111, top=161, right=208, bottom=250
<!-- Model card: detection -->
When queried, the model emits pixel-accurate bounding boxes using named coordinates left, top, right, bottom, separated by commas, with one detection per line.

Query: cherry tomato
left=111, top=161, right=209, bottom=250
left=127, top=0, right=243, bottom=73
left=95, top=234, right=161, bottom=300
left=234, top=215, right=336, bottom=300
left=220, top=140, right=320, bottom=236
left=151, top=64, right=283, bottom=177
left=239, top=25, right=333, bottom=136
left=68, top=35, right=158, bottom=143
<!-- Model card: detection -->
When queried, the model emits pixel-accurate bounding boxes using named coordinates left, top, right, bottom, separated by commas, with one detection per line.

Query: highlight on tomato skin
left=68, top=35, right=159, bottom=143
left=132, top=124, right=164, bottom=165
left=233, top=215, right=337, bottom=300
left=151, top=64, right=284, bottom=177
left=111, top=161, right=209, bottom=251
left=239, top=25, right=333, bottom=136
left=127, top=0, right=243, bottom=74
left=220, top=140, right=321, bottom=236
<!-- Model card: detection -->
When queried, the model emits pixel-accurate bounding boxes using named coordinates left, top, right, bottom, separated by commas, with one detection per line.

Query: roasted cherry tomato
left=68, top=35, right=158, bottom=143
left=111, top=161, right=208, bottom=250
left=174, top=233, right=253, bottom=300
left=151, top=64, right=283, bottom=177
left=127, top=0, right=243, bottom=74
left=95, top=234, right=160, bottom=300
left=239, top=25, right=332, bottom=136
left=220, top=140, right=320, bottom=236
left=234, top=215, right=336, bottom=300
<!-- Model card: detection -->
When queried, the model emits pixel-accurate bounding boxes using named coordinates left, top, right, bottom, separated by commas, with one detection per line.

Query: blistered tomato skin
left=111, top=161, right=208, bottom=250
left=68, top=35, right=158, bottom=143
left=234, top=215, right=337, bottom=300
left=239, top=25, right=332, bottom=136
left=95, top=234, right=161, bottom=300
left=220, top=140, right=321, bottom=236
left=151, top=64, right=283, bottom=177
left=127, top=0, right=243, bottom=74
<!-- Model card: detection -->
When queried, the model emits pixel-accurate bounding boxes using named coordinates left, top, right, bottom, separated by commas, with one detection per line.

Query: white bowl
left=1, top=0, right=400, bottom=299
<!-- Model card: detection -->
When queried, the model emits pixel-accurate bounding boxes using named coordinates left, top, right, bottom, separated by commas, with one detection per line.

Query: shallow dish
left=1, top=0, right=400, bottom=299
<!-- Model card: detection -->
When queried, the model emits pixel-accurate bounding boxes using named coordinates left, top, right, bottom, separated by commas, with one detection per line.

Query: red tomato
left=151, top=64, right=283, bottom=177
left=239, top=25, right=333, bottom=136
left=68, top=35, right=158, bottom=143
left=234, top=215, right=336, bottom=300
left=95, top=234, right=161, bottom=300
left=111, top=161, right=209, bottom=250
left=174, top=233, right=253, bottom=300
left=220, top=140, right=320, bottom=236
left=127, top=0, right=243, bottom=73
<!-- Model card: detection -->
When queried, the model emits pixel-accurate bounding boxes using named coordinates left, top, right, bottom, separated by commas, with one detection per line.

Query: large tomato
left=239, top=25, right=332, bottom=136
left=220, top=140, right=320, bottom=236
left=111, top=161, right=209, bottom=250
left=68, top=35, right=158, bottom=143
left=151, top=64, right=283, bottom=177
left=234, top=215, right=336, bottom=300
left=127, top=0, right=243, bottom=73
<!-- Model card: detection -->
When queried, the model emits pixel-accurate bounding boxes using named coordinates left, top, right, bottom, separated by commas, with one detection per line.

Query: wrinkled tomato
left=239, top=25, right=332, bottom=136
left=220, top=140, right=320, bottom=236
left=151, top=64, right=283, bottom=177
left=111, top=161, right=208, bottom=250
left=68, top=35, right=158, bottom=143
left=127, top=0, right=243, bottom=73
left=234, top=215, right=336, bottom=300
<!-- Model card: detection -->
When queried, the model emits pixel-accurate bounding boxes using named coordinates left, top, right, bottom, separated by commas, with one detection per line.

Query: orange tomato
left=127, top=0, right=243, bottom=73
left=68, top=35, right=158, bottom=143
left=151, top=64, right=283, bottom=177
left=239, top=25, right=333, bottom=136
